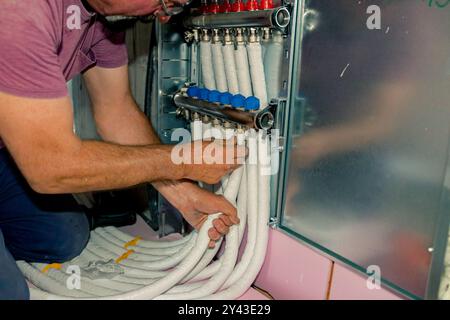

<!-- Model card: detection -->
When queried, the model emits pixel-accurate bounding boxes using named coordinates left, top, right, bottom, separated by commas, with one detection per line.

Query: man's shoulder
left=0, top=0, right=65, bottom=44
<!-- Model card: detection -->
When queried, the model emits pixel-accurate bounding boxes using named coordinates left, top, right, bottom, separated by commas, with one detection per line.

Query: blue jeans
left=0, top=149, right=90, bottom=300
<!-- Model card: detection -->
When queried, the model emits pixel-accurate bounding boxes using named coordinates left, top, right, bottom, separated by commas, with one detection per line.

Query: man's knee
left=47, top=213, right=90, bottom=262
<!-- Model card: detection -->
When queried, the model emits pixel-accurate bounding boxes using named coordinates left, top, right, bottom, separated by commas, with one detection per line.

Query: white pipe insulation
left=204, top=131, right=271, bottom=300
left=235, top=41, right=253, bottom=97
left=19, top=130, right=272, bottom=301
left=222, top=31, right=240, bottom=95
left=211, top=32, right=228, bottom=93
left=247, top=38, right=269, bottom=109
left=200, top=40, right=216, bottom=91
left=264, top=31, right=284, bottom=102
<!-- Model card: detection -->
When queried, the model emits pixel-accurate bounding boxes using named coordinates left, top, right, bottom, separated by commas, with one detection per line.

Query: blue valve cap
left=231, top=94, right=246, bottom=109
left=219, top=92, right=233, bottom=106
left=187, top=86, right=200, bottom=98
left=208, top=90, right=222, bottom=103
left=199, top=88, right=211, bottom=101
left=245, top=96, right=261, bottom=111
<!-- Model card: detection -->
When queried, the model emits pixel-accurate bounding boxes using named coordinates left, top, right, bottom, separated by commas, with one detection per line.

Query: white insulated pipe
left=191, top=118, right=204, bottom=142
left=22, top=215, right=216, bottom=300
left=202, top=131, right=271, bottom=299
left=234, top=34, right=253, bottom=97
left=211, top=31, right=228, bottom=93
left=21, top=146, right=249, bottom=300
left=247, top=32, right=268, bottom=109
left=157, top=167, right=244, bottom=299
left=200, top=38, right=216, bottom=90
left=222, top=30, right=240, bottom=95
left=264, top=31, right=284, bottom=101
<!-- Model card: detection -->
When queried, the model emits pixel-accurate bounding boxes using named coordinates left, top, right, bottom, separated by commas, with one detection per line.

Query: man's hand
left=180, top=140, right=248, bottom=185
left=155, top=181, right=240, bottom=248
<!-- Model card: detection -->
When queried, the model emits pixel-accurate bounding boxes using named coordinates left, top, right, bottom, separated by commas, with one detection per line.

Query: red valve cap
left=259, top=0, right=274, bottom=10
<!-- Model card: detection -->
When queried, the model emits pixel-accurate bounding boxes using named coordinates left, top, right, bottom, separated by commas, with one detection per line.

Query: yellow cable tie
left=115, top=249, right=135, bottom=264
left=124, top=236, right=142, bottom=249
left=42, top=263, right=62, bottom=273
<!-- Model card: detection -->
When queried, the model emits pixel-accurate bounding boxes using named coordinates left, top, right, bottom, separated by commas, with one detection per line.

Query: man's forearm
left=94, top=98, right=189, bottom=195
left=32, top=140, right=184, bottom=194
left=95, top=98, right=161, bottom=146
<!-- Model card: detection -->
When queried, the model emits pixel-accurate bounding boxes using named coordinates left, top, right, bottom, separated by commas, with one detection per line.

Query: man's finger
left=209, top=240, right=216, bottom=249
left=219, top=214, right=233, bottom=227
left=216, top=197, right=240, bottom=225
left=213, top=219, right=229, bottom=235
left=208, top=228, right=221, bottom=241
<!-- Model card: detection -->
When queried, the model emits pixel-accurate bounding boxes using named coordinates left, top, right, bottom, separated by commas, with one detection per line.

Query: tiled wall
left=255, top=229, right=403, bottom=300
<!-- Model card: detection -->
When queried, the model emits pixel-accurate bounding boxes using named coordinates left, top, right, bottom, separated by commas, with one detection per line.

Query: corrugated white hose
left=81, top=245, right=168, bottom=279
left=200, top=41, right=216, bottom=90
left=222, top=43, right=240, bottom=94
left=32, top=263, right=121, bottom=297
left=58, top=257, right=144, bottom=291
left=93, top=228, right=186, bottom=256
left=23, top=153, right=243, bottom=300
left=218, top=129, right=259, bottom=289
left=177, top=128, right=237, bottom=284
left=182, top=164, right=247, bottom=285
left=211, top=42, right=228, bottom=92
left=157, top=166, right=244, bottom=299
left=17, top=262, right=94, bottom=299
left=191, top=119, right=203, bottom=142
left=103, top=226, right=194, bottom=249
left=162, top=142, right=244, bottom=294
left=164, top=165, right=249, bottom=293
left=22, top=215, right=217, bottom=300
left=40, top=253, right=159, bottom=296
left=202, top=121, right=212, bottom=140
left=88, top=237, right=196, bottom=271
left=202, top=131, right=271, bottom=300
left=90, top=232, right=174, bottom=262
left=235, top=43, right=253, bottom=97
left=174, top=133, right=251, bottom=289
left=264, top=33, right=284, bottom=102
left=247, top=42, right=268, bottom=109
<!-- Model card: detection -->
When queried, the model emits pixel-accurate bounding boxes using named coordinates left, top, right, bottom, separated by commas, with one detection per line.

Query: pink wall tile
left=255, top=229, right=333, bottom=300
left=329, top=263, right=403, bottom=300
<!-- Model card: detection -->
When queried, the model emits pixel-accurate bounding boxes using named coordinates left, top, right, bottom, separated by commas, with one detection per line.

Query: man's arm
left=83, top=65, right=159, bottom=146
left=0, top=91, right=239, bottom=194
left=0, top=92, right=182, bottom=194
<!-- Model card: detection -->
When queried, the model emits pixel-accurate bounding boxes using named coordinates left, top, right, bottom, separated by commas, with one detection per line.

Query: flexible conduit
left=211, top=42, right=228, bottom=93
left=222, top=43, right=240, bottom=95
left=247, top=42, right=269, bottom=109
left=19, top=130, right=272, bottom=301
left=264, top=32, right=284, bottom=102
left=235, top=43, right=253, bottom=97
left=200, top=40, right=216, bottom=90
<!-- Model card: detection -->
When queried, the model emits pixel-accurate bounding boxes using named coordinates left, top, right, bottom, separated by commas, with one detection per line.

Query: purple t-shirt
left=0, top=0, right=129, bottom=149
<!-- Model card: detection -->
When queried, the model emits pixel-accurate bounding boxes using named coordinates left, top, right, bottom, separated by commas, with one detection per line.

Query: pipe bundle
left=18, top=129, right=271, bottom=300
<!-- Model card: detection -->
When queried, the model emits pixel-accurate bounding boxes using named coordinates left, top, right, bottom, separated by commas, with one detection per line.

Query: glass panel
left=282, top=0, right=450, bottom=298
